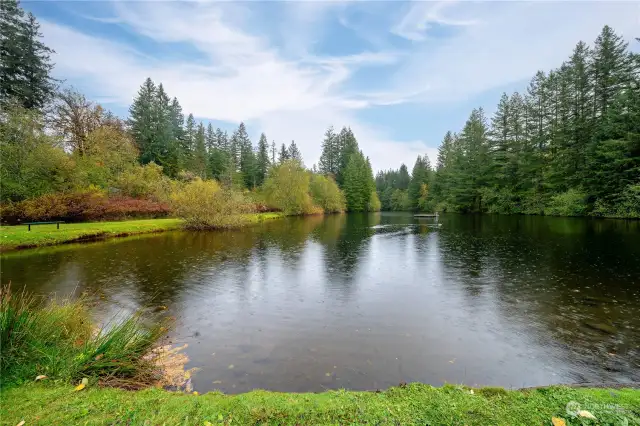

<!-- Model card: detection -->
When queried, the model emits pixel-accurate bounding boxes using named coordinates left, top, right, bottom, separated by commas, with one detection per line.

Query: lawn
left=0, top=218, right=183, bottom=251
left=1, top=383, right=638, bottom=425
left=0, top=213, right=285, bottom=252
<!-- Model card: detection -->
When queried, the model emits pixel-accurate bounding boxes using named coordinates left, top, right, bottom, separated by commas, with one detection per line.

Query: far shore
left=0, top=213, right=284, bottom=252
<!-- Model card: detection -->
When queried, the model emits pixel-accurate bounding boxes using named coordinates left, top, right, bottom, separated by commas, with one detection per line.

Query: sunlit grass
left=2, top=383, right=639, bottom=425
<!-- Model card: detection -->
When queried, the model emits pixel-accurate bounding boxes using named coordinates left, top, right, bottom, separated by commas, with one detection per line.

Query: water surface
left=2, top=213, right=639, bottom=392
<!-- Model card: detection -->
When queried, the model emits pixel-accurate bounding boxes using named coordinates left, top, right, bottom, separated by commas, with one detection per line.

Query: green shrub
left=309, top=174, right=346, bottom=213
left=368, top=190, right=381, bottom=211
left=0, top=287, right=166, bottom=387
left=170, top=178, right=254, bottom=229
left=391, top=189, right=411, bottom=211
left=544, top=189, right=588, bottom=217
left=263, top=161, right=320, bottom=215
left=115, top=162, right=174, bottom=201
left=593, top=185, right=640, bottom=218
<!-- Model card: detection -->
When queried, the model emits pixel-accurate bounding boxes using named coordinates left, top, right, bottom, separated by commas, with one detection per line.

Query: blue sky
left=26, top=1, right=640, bottom=171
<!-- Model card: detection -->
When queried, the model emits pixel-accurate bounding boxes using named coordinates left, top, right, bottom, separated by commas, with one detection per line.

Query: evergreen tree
left=336, top=127, right=359, bottom=187
left=0, top=1, right=56, bottom=109
left=288, top=140, right=303, bottom=165
left=256, top=133, right=270, bottom=186
left=343, top=151, right=371, bottom=212
left=205, top=123, right=216, bottom=153
left=128, top=78, right=157, bottom=165
left=408, top=155, right=432, bottom=211
left=235, top=122, right=255, bottom=188
left=209, top=128, right=229, bottom=182
left=279, top=143, right=289, bottom=163
left=319, top=126, right=339, bottom=176
left=193, top=122, right=208, bottom=178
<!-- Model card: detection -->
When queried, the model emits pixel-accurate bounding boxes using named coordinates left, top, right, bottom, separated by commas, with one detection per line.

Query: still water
left=2, top=213, right=639, bottom=392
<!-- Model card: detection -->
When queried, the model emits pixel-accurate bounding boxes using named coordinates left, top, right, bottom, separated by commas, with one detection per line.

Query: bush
left=309, top=174, right=346, bottom=213
left=170, top=178, right=254, bottom=229
left=544, top=189, right=588, bottom=217
left=115, top=163, right=174, bottom=201
left=368, top=191, right=381, bottom=211
left=263, top=161, right=319, bottom=215
left=0, top=286, right=167, bottom=387
left=592, top=185, right=640, bottom=218
left=0, top=190, right=171, bottom=224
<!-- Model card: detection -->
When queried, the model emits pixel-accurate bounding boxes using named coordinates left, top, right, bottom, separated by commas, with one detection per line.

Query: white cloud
left=391, top=1, right=640, bottom=103
left=392, top=1, right=479, bottom=42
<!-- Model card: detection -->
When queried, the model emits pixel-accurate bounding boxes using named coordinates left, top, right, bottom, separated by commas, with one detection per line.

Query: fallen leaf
left=95, top=354, right=104, bottom=361
left=81, top=378, right=89, bottom=386
left=325, top=372, right=331, bottom=377
left=551, top=417, right=566, bottom=426
left=227, top=364, right=234, bottom=369
left=212, top=380, right=222, bottom=384
left=193, top=391, right=199, bottom=396
left=578, top=410, right=596, bottom=420
left=74, top=383, right=85, bottom=392
left=449, top=358, right=456, bottom=364
left=16, top=421, right=25, bottom=426
left=35, top=375, right=47, bottom=381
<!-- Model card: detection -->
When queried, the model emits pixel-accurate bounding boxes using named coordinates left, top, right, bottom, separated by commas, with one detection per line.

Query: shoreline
left=0, top=213, right=285, bottom=253
left=2, top=382, right=639, bottom=425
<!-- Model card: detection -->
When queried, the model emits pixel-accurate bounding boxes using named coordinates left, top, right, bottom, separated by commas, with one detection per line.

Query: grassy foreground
left=1, top=383, right=638, bottom=425
left=0, top=213, right=284, bottom=251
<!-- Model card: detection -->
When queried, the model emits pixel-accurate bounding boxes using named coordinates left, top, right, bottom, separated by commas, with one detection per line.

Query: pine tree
left=128, top=78, right=157, bottom=164
left=205, top=123, right=216, bottom=153
left=235, top=122, right=255, bottom=188
left=0, top=1, right=56, bottom=109
left=336, top=127, right=359, bottom=187
left=256, top=133, right=270, bottom=186
left=319, top=126, right=339, bottom=176
left=165, top=97, right=185, bottom=177
left=408, top=155, right=432, bottom=210
left=279, top=143, right=289, bottom=163
left=209, top=127, right=229, bottom=182
left=288, top=140, right=302, bottom=165
left=193, top=122, right=207, bottom=178
left=343, top=151, right=371, bottom=212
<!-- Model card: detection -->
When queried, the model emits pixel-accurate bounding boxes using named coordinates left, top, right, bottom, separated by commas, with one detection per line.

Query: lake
left=2, top=213, right=639, bottom=393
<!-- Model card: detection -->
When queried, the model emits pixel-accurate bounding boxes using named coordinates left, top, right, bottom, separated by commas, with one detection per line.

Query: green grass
left=0, top=287, right=167, bottom=389
left=0, top=218, right=182, bottom=251
left=1, top=383, right=638, bottom=425
left=0, top=213, right=285, bottom=252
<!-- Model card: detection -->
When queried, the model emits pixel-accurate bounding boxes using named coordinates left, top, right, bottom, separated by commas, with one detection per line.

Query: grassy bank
left=2, top=383, right=638, bottom=425
left=0, top=213, right=284, bottom=252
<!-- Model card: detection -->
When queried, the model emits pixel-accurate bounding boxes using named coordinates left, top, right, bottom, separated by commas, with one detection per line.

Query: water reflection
left=1, top=213, right=638, bottom=392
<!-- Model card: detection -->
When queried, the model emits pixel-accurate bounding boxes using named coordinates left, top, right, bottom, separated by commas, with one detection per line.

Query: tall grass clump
left=0, top=286, right=167, bottom=388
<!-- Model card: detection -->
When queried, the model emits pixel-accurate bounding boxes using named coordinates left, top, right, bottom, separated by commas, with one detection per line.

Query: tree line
left=2, top=0, right=636, bottom=219
left=379, top=26, right=639, bottom=218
